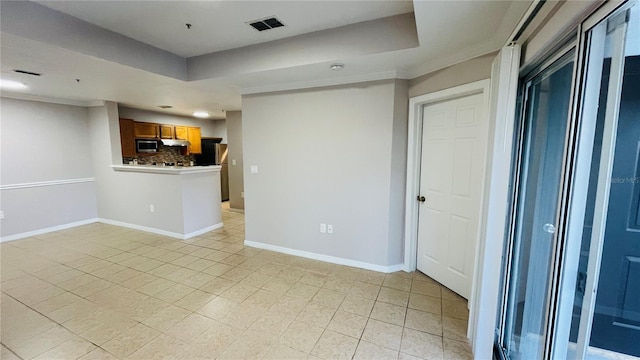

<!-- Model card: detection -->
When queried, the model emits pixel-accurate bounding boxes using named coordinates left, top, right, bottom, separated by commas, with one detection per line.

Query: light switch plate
left=232, top=159, right=237, bottom=166
left=0, top=211, right=4, bottom=220
left=250, top=166, right=258, bottom=174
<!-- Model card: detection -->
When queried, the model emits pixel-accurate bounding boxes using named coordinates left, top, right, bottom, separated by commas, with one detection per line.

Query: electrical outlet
left=327, top=225, right=333, bottom=234
left=241, top=192, right=244, bottom=198
left=149, top=204, right=155, bottom=213
left=250, top=165, right=258, bottom=174
left=320, top=223, right=327, bottom=233
left=0, top=211, right=4, bottom=220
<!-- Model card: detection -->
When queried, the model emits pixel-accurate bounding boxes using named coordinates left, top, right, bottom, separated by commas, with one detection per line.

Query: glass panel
left=569, top=4, right=640, bottom=359
left=502, top=55, right=575, bottom=360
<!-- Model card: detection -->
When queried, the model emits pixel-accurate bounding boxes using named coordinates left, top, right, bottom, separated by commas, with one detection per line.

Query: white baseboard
left=228, top=208, right=245, bottom=214
left=98, top=218, right=223, bottom=240
left=244, top=240, right=404, bottom=273
left=0, top=218, right=99, bottom=242
left=98, top=218, right=184, bottom=239
left=1, top=218, right=225, bottom=243
left=184, top=223, right=224, bottom=239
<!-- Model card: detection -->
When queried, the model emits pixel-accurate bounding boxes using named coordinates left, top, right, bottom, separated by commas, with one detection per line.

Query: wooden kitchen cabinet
left=160, top=125, right=174, bottom=139
left=187, top=127, right=202, bottom=154
left=134, top=122, right=159, bottom=138
left=119, top=118, right=136, bottom=157
left=175, top=126, right=188, bottom=140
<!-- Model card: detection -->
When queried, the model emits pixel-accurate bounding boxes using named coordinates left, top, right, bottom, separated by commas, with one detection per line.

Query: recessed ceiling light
left=330, top=63, right=344, bottom=71
left=0, top=79, right=28, bottom=90
left=193, top=111, right=210, bottom=118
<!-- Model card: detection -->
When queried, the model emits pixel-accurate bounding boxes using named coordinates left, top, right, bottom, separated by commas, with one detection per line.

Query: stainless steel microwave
left=136, top=139, right=159, bottom=153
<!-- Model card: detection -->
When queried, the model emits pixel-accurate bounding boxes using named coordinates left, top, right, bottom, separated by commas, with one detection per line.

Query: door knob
left=417, top=195, right=426, bottom=203
left=543, top=223, right=556, bottom=233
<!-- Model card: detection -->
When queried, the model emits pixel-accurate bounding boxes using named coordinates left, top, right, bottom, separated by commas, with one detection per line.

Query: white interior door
left=417, top=92, right=487, bottom=299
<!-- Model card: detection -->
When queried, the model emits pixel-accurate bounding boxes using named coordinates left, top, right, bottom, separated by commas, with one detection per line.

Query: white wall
left=409, top=52, right=496, bottom=98
left=0, top=97, right=97, bottom=239
left=226, top=111, right=244, bottom=210
left=181, top=171, right=222, bottom=234
left=118, top=106, right=227, bottom=142
left=388, top=80, right=409, bottom=264
left=242, top=79, right=407, bottom=269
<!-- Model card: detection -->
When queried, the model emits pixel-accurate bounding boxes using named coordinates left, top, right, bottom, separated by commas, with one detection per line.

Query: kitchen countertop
left=111, top=164, right=222, bottom=175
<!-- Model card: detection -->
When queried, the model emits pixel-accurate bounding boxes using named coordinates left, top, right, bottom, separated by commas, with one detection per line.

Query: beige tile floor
left=1, top=204, right=473, bottom=360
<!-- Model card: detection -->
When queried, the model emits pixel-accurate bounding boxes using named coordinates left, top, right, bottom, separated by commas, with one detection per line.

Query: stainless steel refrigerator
left=197, top=139, right=229, bottom=202
left=216, top=144, right=229, bottom=202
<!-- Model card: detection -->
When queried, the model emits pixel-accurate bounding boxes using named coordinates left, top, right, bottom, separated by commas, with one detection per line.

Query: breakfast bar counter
left=105, top=164, right=223, bottom=239
left=111, top=164, right=221, bottom=175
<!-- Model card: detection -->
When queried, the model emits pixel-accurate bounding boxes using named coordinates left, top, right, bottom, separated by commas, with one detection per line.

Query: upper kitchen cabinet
left=160, top=125, right=174, bottom=139
left=119, top=118, right=136, bottom=157
left=134, top=122, right=159, bottom=138
left=175, top=126, right=188, bottom=140
left=187, top=127, right=202, bottom=154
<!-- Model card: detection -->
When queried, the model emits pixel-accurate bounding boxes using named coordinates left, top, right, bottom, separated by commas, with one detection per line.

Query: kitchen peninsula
left=101, top=162, right=224, bottom=241
left=98, top=114, right=224, bottom=240
left=112, top=164, right=221, bottom=175
left=103, top=163, right=223, bottom=240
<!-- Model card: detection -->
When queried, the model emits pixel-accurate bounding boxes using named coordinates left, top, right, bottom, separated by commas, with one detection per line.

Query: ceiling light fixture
left=193, top=111, right=210, bottom=118
left=158, top=105, right=173, bottom=109
left=0, top=79, right=28, bottom=90
left=330, top=63, right=344, bottom=71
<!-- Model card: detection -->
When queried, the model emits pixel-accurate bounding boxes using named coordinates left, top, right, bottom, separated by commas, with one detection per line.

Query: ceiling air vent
left=13, top=69, right=41, bottom=76
left=248, top=17, right=285, bottom=32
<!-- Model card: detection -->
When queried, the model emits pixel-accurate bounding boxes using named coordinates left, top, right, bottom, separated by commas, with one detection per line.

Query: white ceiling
left=35, top=0, right=415, bottom=57
left=0, top=32, right=239, bottom=118
left=0, top=0, right=532, bottom=119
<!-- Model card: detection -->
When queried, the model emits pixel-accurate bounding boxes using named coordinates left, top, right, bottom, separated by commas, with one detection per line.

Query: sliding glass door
left=496, top=2, right=639, bottom=359
left=566, top=4, right=640, bottom=359
left=499, top=52, right=575, bottom=360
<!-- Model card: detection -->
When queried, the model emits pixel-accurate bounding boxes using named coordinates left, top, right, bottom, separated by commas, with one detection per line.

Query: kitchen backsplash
left=123, top=145, right=195, bottom=165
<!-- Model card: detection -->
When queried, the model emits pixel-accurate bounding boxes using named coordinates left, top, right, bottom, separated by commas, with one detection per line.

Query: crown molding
left=405, top=43, right=501, bottom=80
left=240, top=70, right=411, bottom=95
left=1, top=92, right=104, bottom=107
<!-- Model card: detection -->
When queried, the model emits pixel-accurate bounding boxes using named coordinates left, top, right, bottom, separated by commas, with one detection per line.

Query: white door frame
left=403, top=79, right=491, bottom=275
